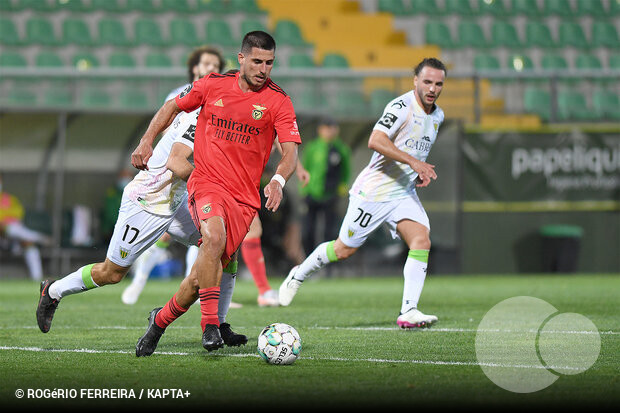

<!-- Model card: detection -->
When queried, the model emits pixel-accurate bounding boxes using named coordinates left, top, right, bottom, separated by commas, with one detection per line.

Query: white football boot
left=396, top=308, right=438, bottom=329
left=257, top=289, right=279, bottom=307
left=278, top=266, right=302, bottom=306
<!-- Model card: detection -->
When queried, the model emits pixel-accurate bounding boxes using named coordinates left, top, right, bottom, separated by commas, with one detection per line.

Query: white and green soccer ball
left=257, top=323, right=302, bottom=365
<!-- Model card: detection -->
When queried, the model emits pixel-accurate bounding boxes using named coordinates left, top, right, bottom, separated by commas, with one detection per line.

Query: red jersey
left=175, top=72, right=301, bottom=209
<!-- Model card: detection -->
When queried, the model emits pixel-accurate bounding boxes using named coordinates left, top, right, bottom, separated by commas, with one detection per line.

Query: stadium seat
left=425, top=20, right=456, bottom=49
left=491, top=21, right=522, bottom=48
left=118, top=89, right=150, bottom=109
left=591, top=22, right=619, bottom=49
left=44, top=87, right=73, bottom=107
left=169, top=19, right=201, bottom=47
left=0, top=0, right=23, bottom=12
left=370, top=88, right=398, bottom=117
left=231, top=0, right=265, bottom=14
left=507, top=54, right=534, bottom=72
left=72, top=51, right=99, bottom=69
left=611, top=0, right=620, bottom=15
left=523, top=87, right=551, bottom=121
left=407, top=0, right=444, bottom=15
left=135, top=18, right=167, bottom=47
left=477, top=0, right=508, bottom=16
left=321, top=53, right=349, bottom=68
left=0, top=17, right=21, bottom=45
left=241, top=18, right=268, bottom=34
left=62, top=18, right=94, bottom=46
left=25, top=17, right=58, bottom=46
left=273, top=20, right=310, bottom=47
left=609, top=54, right=620, bottom=69
left=196, top=0, right=232, bottom=13
left=126, top=0, right=160, bottom=13
left=525, top=20, right=556, bottom=49
left=205, top=20, right=238, bottom=47
left=21, top=0, right=56, bottom=12
left=0, top=51, right=27, bottom=67
left=378, top=0, right=408, bottom=16
left=592, top=90, right=620, bottom=120
left=542, top=0, right=574, bottom=16
left=78, top=87, right=111, bottom=108
left=54, top=0, right=92, bottom=13
left=558, top=21, right=589, bottom=49
left=91, top=0, right=126, bottom=13
left=333, top=90, right=368, bottom=116
left=557, top=90, right=598, bottom=121
left=161, top=0, right=193, bottom=13
left=98, top=18, right=131, bottom=47
left=5, top=88, right=37, bottom=106
left=144, top=52, right=172, bottom=67
left=541, top=54, right=568, bottom=71
left=288, top=53, right=315, bottom=68
left=510, top=0, right=541, bottom=16
left=575, top=0, right=607, bottom=17
left=293, top=88, right=328, bottom=111
left=35, top=51, right=64, bottom=67
left=474, top=53, right=501, bottom=71
left=444, top=0, right=476, bottom=15
left=575, top=53, right=602, bottom=70
left=457, top=20, right=488, bottom=48
left=108, top=52, right=136, bottom=68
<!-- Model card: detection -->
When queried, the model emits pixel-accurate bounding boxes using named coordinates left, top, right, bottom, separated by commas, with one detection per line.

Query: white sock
left=218, top=272, right=236, bottom=324
left=400, top=250, right=429, bottom=314
left=296, top=241, right=338, bottom=281
left=24, top=245, right=42, bottom=281
left=185, top=245, right=199, bottom=277
left=131, top=243, right=168, bottom=287
left=49, top=264, right=99, bottom=300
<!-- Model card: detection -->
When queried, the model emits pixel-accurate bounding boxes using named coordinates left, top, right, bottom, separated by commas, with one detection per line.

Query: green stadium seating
left=507, top=54, right=534, bottom=71
left=62, top=18, right=94, bottom=46
left=241, top=18, right=268, bottom=35
left=6, top=88, right=37, bottom=106
left=609, top=54, right=620, bottom=69
left=0, top=17, right=21, bottom=45
left=558, top=21, right=589, bottom=49
left=444, top=0, right=476, bottom=15
left=378, top=0, right=408, bottom=15
left=592, top=90, right=620, bottom=120
left=321, top=53, right=349, bottom=68
left=523, top=87, right=551, bottom=121
left=72, top=51, right=99, bottom=69
left=425, top=20, right=455, bottom=49
left=25, top=17, right=58, bottom=46
left=293, top=88, right=328, bottom=111
left=91, top=0, right=126, bottom=13
left=78, top=87, right=111, bottom=108
left=231, top=0, right=265, bottom=14
left=491, top=20, right=522, bottom=48
left=144, top=52, right=172, bottom=67
left=370, top=88, right=398, bottom=117
left=332, top=90, right=368, bottom=117
left=54, top=0, right=92, bottom=13
left=591, top=22, right=619, bottom=49
left=35, top=51, right=64, bottom=67
left=170, top=19, right=201, bottom=47
left=477, top=0, right=508, bottom=16
left=407, top=0, right=444, bottom=15
left=288, top=53, right=315, bottom=68
left=575, top=0, right=607, bottom=17
left=21, top=0, right=56, bottom=12
left=525, top=20, right=556, bottom=48
left=611, top=0, right=620, bottom=15
left=205, top=20, right=239, bottom=47
left=0, top=51, right=27, bottom=67
left=541, top=54, right=568, bottom=71
left=457, top=20, right=488, bottom=48
left=135, top=18, right=167, bottom=47
left=126, top=0, right=160, bottom=13
left=162, top=0, right=193, bottom=13
left=510, top=0, right=541, bottom=16
left=196, top=0, right=232, bottom=13
left=474, top=53, right=501, bottom=71
left=0, top=0, right=23, bottom=12
left=98, top=18, right=131, bottom=47
left=108, top=52, right=136, bottom=67
left=575, top=53, right=602, bottom=70
left=44, top=87, right=73, bottom=107
left=542, top=0, right=574, bottom=16
left=273, top=20, right=310, bottom=47
left=557, top=90, right=598, bottom=121
left=118, top=89, right=150, bottom=109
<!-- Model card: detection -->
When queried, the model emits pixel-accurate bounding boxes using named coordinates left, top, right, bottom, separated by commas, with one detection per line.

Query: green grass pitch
left=0, top=274, right=618, bottom=409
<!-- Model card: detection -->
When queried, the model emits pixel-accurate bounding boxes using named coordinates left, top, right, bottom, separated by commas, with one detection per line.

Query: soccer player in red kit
left=131, top=31, right=301, bottom=355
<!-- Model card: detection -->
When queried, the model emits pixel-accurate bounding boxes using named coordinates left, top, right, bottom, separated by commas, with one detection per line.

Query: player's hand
left=264, top=180, right=283, bottom=212
left=296, top=166, right=310, bottom=187
left=410, top=159, right=437, bottom=188
left=131, top=140, right=153, bottom=170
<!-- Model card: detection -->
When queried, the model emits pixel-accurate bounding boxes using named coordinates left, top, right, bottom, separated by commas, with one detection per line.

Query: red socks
left=241, top=237, right=271, bottom=295
left=199, top=287, right=220, bottom=331
left=154, top=294, right=189, bottom=329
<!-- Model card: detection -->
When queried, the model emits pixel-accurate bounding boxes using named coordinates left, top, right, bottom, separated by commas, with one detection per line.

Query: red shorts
left=188, top=186, right=256, bottom=265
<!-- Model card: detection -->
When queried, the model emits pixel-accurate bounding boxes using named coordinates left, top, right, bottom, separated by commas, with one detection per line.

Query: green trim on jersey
left=408, top=249, right=429, bottom=263
left=81, top=264, right=97, bottom=290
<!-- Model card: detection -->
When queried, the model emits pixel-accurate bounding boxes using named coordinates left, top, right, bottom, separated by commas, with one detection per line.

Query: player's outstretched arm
left=264, top=141, right=299, bottom=212
left=166, top=142, right=194, bottom=181
left=132, top=99, right=182, bottom=170
left=367, top=130, right=437, bottom=187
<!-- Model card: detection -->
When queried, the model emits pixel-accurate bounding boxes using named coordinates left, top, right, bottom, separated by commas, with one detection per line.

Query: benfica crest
left=252, top=105, right=267, bottom=120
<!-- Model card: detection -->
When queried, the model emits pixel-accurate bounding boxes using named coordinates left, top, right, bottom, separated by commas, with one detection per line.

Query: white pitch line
left=0, top=346, right=584, bottom=371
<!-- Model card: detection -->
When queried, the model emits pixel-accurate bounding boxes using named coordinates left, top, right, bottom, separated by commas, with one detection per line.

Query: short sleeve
left=175, top=77, right=207, bottom=113
left=172, top=109, right=199, bottom=150
left=373, top=97, right=409, bottom=139
left=274, top=96, right=302, bottom=144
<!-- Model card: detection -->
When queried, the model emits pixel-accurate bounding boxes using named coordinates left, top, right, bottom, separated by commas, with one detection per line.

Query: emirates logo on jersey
left=252, top=105, right=267, bottom=120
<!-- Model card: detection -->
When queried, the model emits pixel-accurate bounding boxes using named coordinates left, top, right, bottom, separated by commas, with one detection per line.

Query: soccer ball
left=257, top=323, right=302, bottom=365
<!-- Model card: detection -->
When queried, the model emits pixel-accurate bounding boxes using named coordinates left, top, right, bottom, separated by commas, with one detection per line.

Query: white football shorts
left=338, top=193, right=430, bottom=248
left=106, top=192, right=200, bottom=267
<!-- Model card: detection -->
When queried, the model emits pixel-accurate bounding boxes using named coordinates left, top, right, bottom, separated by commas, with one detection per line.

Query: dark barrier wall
left=462, top=129, right=620, bottom=273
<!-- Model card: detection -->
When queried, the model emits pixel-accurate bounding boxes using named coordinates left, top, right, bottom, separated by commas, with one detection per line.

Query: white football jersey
left=350, top=90, right=444, bottom=202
